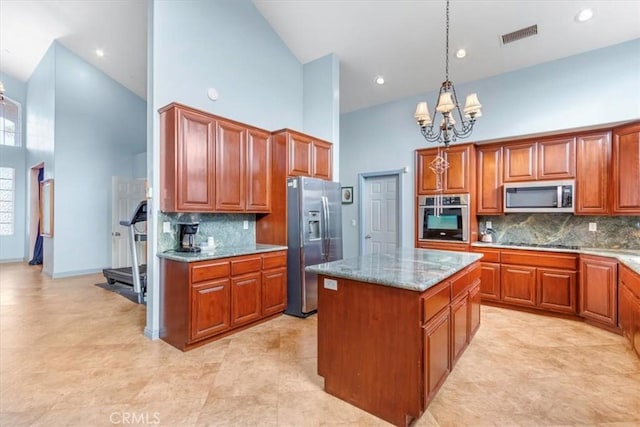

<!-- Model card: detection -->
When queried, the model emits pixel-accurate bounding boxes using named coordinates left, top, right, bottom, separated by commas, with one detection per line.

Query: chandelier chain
left=445, top=0, right=450, bottom=82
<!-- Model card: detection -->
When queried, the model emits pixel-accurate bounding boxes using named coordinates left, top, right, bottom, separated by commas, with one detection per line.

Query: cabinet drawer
left=451, top=270, right=470, bottom=300
left=471, top=247, right=500, bottom=263
left=191, top=260, right=230, bottom=284
left=501, top=250, right=578, bottom=270
left=620, top=265, right=640, bottom=298
left=422, top=281, right=451, bottom=324
left=262, top=251, right=287, bottom=270
left=231, top=256, right=262, bottom=276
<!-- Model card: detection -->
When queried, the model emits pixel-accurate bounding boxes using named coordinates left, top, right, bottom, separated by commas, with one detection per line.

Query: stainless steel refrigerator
left=286, top=176, right=343, bottom=317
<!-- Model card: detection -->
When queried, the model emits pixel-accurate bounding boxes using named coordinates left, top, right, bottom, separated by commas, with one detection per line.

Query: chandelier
left=414, top=0, right=482, bottom=147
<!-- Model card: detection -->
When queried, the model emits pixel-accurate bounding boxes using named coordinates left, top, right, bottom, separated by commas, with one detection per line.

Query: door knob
left=113, top=232, right=121, bottom=237
left=365, top=234, right=372, bottom=239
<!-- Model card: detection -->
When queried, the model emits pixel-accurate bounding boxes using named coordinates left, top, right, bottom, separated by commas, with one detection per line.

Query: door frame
left=358, top=169, right=404, bottom=256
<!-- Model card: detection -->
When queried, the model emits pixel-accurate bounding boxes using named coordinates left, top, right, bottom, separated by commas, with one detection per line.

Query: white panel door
left=364, top=175, right=398, bottom=255
left=111, top=177, right=146, bottom=268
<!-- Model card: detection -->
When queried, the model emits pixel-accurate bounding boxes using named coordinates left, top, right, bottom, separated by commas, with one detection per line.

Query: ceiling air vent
left=501, top=24, right=538, bottom=45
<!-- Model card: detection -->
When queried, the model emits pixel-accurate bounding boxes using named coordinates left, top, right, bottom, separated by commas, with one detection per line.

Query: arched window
left=0, top=97, right=21, bottom=147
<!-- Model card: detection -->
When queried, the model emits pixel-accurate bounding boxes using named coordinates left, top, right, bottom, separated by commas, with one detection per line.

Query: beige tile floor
left=1, top=261, right=639, bottom=426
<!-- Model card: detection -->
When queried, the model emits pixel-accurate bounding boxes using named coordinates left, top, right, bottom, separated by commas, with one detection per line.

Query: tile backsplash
left=478, top=214, right=640, bottom=249
left=157, top=212, right=256, bottom=252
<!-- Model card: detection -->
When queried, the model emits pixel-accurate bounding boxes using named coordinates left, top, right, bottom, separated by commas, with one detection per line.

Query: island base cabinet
left=424, top=309, right=451, bottom=406
left=469, top=280, right=482, bottom=337
left=450, top=295, right=468, bottom=366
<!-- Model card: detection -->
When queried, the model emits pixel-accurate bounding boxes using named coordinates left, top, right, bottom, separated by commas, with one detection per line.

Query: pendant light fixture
left=414, top=0, right=482, bottom=148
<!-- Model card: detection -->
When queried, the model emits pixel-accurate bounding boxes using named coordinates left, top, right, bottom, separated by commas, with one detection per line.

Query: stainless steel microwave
left=504, top=180, right=574, bottom=213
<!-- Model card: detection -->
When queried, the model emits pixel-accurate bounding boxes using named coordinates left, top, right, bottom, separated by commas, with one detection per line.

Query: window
left=0, top=98, right=21, bottom=147
left=0, top=167, right=14, bottom=235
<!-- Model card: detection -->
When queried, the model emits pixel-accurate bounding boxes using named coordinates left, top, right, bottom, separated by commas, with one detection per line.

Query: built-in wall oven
left=417, top=194, right=469, bottom=242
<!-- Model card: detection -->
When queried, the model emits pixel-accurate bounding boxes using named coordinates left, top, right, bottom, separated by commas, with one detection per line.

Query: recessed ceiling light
left=375, top=76, right=385, bottom=85
left=576, top=8, right=594, bottom=22
left=455, top=48, right=467, bottom=59
left=95, top=49, right=105, bottom=57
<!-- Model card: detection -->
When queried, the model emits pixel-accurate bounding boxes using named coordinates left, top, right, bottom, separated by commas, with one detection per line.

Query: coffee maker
left=177, top=223, right=201, bottom=253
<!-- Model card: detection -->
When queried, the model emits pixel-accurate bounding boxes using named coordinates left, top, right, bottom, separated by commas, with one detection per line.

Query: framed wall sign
left=40, top=179, right=54, bottom=237
left=341, top=186, right=353, bottom=204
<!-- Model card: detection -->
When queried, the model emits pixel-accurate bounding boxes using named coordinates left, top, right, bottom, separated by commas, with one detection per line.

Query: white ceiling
left=1, top=1, right=639, bottom=112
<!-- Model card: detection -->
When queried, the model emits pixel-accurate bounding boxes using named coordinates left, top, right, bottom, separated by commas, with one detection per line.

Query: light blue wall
left=303, top=53, right=340, bottom=181
left=133, top=152, right=146, bottom=178
left=147, top=0, right=306, bottom=338
left=25, top=45, right=56, bottom=274
left=340, top=39, right=640, bottom=259
left=0, top=73, right=28, bottom=261
left=52, top=43, right=146, bottom=276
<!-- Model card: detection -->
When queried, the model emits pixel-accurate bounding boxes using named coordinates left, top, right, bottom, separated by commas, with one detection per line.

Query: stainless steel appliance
left=504, top=180, right=574, bottom=213
left=417, top=194, right=469, bottom=242
left=177, top=223, right=200, bottom=253
left=286, top=176, right=343, bottom=317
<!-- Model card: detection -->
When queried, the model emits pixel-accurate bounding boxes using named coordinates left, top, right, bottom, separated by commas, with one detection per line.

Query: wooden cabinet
left=417, top=241, right=469, bottom=252
left=423, top=309, right=451, bottom=405
left=416, top=144, right=473, bottom=195
left=469, top=280, right=481, bottom=337
left=476, top=145, right=502, bottom=214
left=575, top=132, right=611, bottom=215
left=275, top=129, right=333, bottom=180
left=612, top=123, right=640, bottom=214
left=160, top=104, right=216, bottom=212
left=503, top=137, right=575, bottom=183
left=579, top=255, right=618, bottom=327
left=618, top=264, right=640, bottom=357
left=160, top=103, right=271, bottom=213
left=450, top=293, right=469, bottom=365
left=160, top=250, right=287, bottom=351
left=479, top=262, right=501, bottom=301
left=501, top=264, right=537, bottom=307
left=536, top=268, right=576, bottom=314
left=537, top=137, right=575, bottom=180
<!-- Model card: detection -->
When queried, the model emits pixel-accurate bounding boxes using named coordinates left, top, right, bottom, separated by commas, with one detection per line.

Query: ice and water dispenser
left=307, top=211, right=321, bottom=240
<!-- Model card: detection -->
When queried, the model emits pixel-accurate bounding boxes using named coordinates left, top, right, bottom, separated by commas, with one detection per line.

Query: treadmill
left=102, top=200, right=147, bottom=304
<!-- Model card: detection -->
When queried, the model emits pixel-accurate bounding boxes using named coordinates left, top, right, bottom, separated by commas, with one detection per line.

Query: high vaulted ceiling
left=1, top=1, right=639, bottom=112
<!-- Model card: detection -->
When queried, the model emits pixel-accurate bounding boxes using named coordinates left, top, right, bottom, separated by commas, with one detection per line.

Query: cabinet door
left=312, top=140, right=333, bottom=180
left=246, top=128, right=272, bottom=212
left=216, top=120, right=246, bottom=211
left=501, top=265, right=536, bottom=306
left=479, top=262, right=501, bottom=301
left=536, top=268, right=576, bottom=314
left=579, top=256, right=618, bottom=326
left=634, top=299, right=640, bottom=357
left=423, top=309, right=451, bottom=406
left=288, top=134, right=313, bottom=176
left=476, top=145, right=502, bottom=214
left=538, top=137, right=575, bottom=180
left=450, top=293, right=469, bottom=366
left=612, top=123, right=640, bottom=214
left=173, top=108, right=215, bottom=211
left=190, top=279, right=230, bottom=341
left=444, top=145, right=470, bottom=193
left=231, top=272, right=262, bottom=326
left=416, top=149, right=438, bottom=194
left=469, top=280, right=481, bottom=338
left=575, top=132, right=610, bottom=215
left=262, top=267, right=287, bottom=316
left=618, top=284, right=635, bottom=344
left=503, top=142, right=537, bottom=182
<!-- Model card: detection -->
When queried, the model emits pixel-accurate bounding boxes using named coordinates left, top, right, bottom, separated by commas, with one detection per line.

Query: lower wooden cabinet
left=618, top=264, right=640, bottom=357
left=417, top=241, right=469, bottom=251
left=501, top=265, right=537, bottom=307
left=469, top=280, right=482, bottom=336
left=423, top=308, right=451, bottom=405
left=537, top=268, right=576, bottom=314
left=161, top=250, right=287, bottom=351
left=479, top=262, right=501, bottom=301
left=579, top=255, right=618, bottom=327
left=450, top=294, right=469, bottom=364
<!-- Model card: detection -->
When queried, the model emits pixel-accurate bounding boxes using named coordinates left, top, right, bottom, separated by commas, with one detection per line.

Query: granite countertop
left=471, top=242, right=640, bottom=275
left=306, top=248, right=483, bottom=292
left=158, top=243, right=288, bottom=262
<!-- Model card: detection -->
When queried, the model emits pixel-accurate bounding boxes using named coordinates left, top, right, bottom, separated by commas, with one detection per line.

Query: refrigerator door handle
left=322, top=196, right=330, bottom=261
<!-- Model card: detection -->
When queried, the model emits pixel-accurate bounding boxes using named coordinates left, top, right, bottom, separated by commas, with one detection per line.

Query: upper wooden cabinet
left=416, top=144, right=473, bottom=195
left=160, top=104, right=216, bottom=212
left=159, top=103, right=271, bottom=213
left=503, top=137, right=575, bottom=182
left=575, top=132, right=611, bottom=215
left=274, top=129, right=333, bottom=180
left=476, top=145, right=502, bottom=214
left=612, top=123, right=640, bottom=214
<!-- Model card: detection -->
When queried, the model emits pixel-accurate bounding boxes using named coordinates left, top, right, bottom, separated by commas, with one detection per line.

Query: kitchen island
left=307, top=248, right=482, bottom=427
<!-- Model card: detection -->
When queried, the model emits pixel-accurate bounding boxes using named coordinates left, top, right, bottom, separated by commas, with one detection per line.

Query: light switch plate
left=486, top=221, right=492, bottom=229
left=589, top=222, right=597, bottom=232
left=163, top=222, right=171, bottom=233
left=351, top=219, right=357, bottom=227
left=324, top=278, right=338, bottom=291
left=243, top=220, right=249, bottom=230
